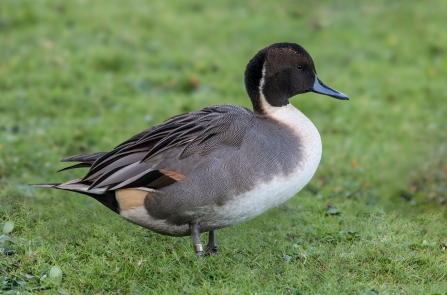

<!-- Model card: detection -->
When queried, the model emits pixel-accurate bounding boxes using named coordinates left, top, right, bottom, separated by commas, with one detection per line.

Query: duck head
left=244, top=42, right=348, bottom=114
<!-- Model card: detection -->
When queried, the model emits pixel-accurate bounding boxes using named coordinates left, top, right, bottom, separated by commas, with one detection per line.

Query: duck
left=35, top=42, right=348, bottom=257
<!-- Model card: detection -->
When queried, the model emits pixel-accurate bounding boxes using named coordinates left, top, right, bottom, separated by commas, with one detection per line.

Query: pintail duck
left=35, top=43, right=348, bottom=257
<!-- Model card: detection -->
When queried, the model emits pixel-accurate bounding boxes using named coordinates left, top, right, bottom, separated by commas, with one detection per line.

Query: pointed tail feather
left=31, top=183, right=61, bottom=188
left=31, top=181, right=105, bottom=195
left=31, top=181, right=120, bottom=214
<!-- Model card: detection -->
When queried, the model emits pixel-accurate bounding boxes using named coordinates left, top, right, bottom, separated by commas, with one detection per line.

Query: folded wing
left=57, top=105, right=253, bottom=192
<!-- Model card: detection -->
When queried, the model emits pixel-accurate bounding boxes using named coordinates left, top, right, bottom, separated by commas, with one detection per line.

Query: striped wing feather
left=58, top=105, right=253, bottom=191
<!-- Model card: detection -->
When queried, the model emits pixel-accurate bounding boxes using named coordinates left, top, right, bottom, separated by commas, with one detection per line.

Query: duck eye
left=297, top=65, right=302, bottom=69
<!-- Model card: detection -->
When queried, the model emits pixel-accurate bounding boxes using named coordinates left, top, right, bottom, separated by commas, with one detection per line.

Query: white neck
left=260, top=102, right=322, bottom=175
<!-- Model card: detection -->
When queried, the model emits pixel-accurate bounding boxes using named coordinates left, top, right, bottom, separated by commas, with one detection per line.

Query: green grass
left=1, top=0, right=447, bottom=293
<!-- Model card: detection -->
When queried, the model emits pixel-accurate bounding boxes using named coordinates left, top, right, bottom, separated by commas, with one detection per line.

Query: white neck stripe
left=259, top=63, right=266, bottom=92
left=258, top=63, right=288, bottom=115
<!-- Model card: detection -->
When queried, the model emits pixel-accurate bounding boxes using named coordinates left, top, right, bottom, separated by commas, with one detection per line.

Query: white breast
left=198, top=103, right=322, bottom=231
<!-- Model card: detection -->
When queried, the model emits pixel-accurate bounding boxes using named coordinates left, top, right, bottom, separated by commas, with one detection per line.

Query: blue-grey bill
left=310, top=74, right=349, bottom=100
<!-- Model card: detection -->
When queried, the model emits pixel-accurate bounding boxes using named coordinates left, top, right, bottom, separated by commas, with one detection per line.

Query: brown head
left=244, top=42, right=348, bottom=114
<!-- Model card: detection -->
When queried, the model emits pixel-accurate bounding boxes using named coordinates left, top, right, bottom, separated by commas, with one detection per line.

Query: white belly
left=203, top=168, right=318, bottom=229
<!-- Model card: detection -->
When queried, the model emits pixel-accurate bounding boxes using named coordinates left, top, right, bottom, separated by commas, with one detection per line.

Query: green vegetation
left=1, top=0, right=447, bottom=293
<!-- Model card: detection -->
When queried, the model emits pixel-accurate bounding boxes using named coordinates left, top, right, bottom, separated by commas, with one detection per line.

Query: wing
left=58, top=104, right=253, bottom=191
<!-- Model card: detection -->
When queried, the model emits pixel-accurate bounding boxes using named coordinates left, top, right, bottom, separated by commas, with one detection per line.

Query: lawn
left=1, top=0, right=447, bottom=294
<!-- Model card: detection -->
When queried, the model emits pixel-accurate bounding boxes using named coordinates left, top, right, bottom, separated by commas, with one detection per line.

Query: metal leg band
left=194, top=244, right=203, bottom=253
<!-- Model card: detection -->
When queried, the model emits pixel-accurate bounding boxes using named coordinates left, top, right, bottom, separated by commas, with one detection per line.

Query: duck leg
left=206, top=230, right=218, bottom=255
left=189, top=223, right=204, bottom=257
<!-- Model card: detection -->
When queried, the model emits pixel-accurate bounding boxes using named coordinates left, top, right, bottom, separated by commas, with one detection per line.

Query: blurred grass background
left=1, top=0, right=447, bottom=294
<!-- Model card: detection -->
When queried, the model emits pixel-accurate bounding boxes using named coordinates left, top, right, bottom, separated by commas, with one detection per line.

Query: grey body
left=144, top=108, right=301, bottom=233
